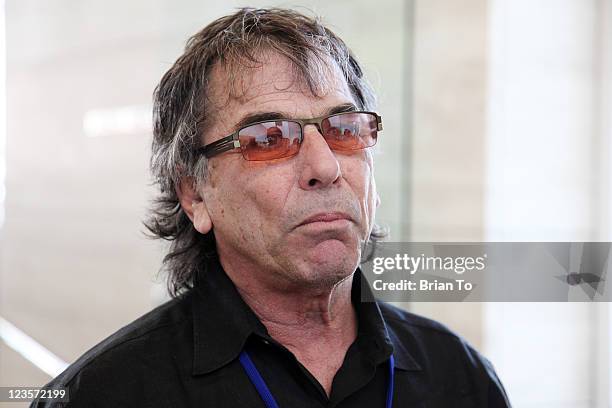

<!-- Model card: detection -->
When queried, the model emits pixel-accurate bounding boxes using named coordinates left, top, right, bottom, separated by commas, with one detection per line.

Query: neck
left=232, top=271, right=357, bottom=343
left=224, top=262, right=358, bottom=396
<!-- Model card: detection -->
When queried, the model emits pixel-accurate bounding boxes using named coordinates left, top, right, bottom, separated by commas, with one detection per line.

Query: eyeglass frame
left=196, top=110, right=383, bottom=160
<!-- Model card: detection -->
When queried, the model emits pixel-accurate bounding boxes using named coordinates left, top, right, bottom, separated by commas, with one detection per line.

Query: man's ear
left=176, top=177, right=213, bottom=234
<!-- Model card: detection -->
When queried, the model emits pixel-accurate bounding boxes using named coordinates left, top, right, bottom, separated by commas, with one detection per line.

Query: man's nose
left=297, top=124, right=341, bottom=190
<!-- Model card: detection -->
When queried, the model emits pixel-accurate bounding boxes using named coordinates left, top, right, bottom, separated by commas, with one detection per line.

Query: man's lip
left=298, top=212, right=353, bottom=226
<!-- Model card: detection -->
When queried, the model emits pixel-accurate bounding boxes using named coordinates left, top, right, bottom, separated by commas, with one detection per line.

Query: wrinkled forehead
left=204, top=50, right=354, bottom=118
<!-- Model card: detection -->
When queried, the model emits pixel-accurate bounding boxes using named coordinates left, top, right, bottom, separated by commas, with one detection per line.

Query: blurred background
left=0, top=0, right=611, bottom=407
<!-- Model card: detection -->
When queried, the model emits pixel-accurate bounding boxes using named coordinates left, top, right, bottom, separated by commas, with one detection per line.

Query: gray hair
left=145, top=7, right=383, bottom=297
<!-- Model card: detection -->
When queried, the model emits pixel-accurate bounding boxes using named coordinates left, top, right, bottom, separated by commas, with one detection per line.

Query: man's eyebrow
left=234, top=112, right=287, bottom=130
left=324, top=103, right=359, bottom=115
left=233, top=103, right=359, bottom=130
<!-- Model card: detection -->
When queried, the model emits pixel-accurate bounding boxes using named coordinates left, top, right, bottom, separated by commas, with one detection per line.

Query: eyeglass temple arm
left=198, top=134, right=240, bottom=158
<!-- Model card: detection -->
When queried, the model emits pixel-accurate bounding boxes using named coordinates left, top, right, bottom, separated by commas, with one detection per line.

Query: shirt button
left=262, top=339, right=270, bottom=345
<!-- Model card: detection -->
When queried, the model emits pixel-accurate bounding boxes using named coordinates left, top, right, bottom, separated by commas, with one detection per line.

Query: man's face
left=194, top=53, right=379, bottom=290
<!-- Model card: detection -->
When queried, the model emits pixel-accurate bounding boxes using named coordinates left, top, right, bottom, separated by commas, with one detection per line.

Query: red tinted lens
left=238, top=121, right=301, bottom=161
left=322, top=112, right=378, bottom=150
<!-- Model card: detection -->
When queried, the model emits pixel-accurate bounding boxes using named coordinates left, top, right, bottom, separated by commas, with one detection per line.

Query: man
left=33, top=8, right=510, bottom=407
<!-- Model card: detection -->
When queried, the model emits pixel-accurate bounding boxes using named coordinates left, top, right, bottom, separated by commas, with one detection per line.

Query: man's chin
left=305, top=234, right=355, bottom=259
left=296, top=240, right=360, bottom=286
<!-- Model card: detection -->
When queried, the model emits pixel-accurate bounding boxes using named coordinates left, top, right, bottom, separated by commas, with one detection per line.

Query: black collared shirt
left=32, top=260, right=511, bottom=407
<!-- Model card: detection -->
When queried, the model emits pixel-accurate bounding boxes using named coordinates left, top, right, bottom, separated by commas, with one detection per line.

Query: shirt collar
left=191, top=259, right=421, bottom=375
left=191, top=258, right=268, bottom=375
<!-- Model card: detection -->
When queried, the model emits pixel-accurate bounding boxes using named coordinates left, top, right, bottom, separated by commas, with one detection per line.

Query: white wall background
left=485, top=0, right=612, bottom=407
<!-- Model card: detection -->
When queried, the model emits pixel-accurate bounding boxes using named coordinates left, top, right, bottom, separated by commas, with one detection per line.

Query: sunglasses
left=197, top=111, right=382, bottom=161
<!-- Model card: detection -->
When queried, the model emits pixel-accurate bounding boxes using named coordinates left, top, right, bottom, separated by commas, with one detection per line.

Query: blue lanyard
left=239, top=350, right=395, bottom=408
